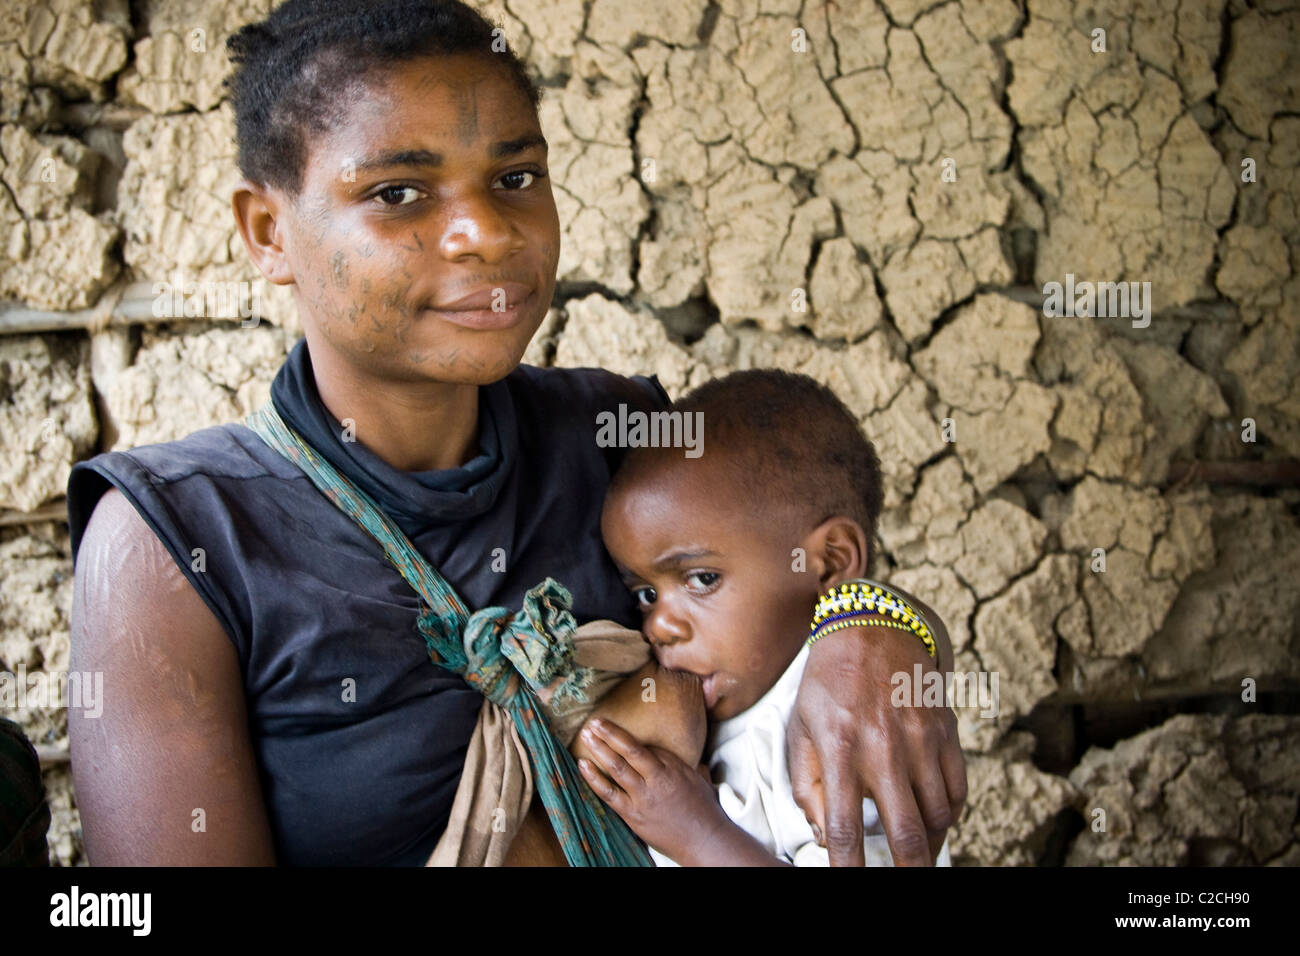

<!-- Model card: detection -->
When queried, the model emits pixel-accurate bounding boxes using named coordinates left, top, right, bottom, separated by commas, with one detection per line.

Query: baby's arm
left=577, top=718, right=790, bottom=867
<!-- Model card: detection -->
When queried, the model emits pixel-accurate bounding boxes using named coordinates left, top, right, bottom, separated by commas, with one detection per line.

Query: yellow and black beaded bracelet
left=808, top=580, right=937, bottom=659
left=812, top=581, right=930, bottom=637
left=808, top=617, right=915, bottom=646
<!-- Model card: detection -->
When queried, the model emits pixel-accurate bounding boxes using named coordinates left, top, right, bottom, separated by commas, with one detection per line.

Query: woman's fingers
left=912, top=747, right=956, bottom=835
left=787, top=718, right=829, bottom=846
left=939, top=716, right=969, bottom=818
left=820, top=749, right=869, bottom=867
left=867, top=766, right=934, bottom=868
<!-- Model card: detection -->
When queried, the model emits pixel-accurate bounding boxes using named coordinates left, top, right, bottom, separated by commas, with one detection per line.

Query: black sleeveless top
left=66, top=338, right=669, bottom=865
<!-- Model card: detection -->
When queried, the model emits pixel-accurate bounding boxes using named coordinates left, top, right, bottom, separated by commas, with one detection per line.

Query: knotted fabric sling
left=243, top=400, right=653, bottom=867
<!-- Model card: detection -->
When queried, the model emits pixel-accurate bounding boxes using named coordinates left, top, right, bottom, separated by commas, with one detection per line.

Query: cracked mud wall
left=1, top=0, right=1297, bottom=866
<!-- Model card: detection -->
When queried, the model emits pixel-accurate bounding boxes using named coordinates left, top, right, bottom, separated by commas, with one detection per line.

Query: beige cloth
left=426, top=619, right=651, bottom=866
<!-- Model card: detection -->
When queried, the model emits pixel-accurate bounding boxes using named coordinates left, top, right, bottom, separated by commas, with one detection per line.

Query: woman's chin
left=436, top=342, right=533, bottom=385
left=417, top=318, right=545, bottom=384
left=374, top=331, right=538, bottom=385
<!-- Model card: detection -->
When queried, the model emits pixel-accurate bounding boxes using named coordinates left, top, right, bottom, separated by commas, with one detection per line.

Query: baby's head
left=601, top=369, right=883, bottom=720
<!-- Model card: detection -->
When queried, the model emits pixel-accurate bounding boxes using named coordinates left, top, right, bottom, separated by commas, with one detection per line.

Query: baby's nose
left=645, top=608, right=689, bottom=647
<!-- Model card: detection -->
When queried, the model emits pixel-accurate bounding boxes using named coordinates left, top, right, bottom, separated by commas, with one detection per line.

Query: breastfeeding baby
left=568, top=368, right=954, bottom=866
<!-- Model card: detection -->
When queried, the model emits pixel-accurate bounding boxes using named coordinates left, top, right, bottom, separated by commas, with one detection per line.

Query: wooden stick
left=35, top=745, right=71, bottom=767
left=998, top=286, right=1239, bottom=322
left=0, top=279, right=280, bottom=335
left=0, top=282, right=144, bottom=335
left=1166, top=459, right=1300, bottom=487
left=0, top=501, right=67, bottom=527
left=56, top=102, right=150, bottom=131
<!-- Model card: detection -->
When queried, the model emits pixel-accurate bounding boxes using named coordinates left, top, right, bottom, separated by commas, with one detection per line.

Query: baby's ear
left=804, top=515, right=870, bottom=589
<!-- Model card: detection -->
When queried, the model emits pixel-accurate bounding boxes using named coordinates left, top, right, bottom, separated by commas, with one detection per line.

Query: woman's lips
left=435, top=281, right=533, bottom=310
left=427, top=288, right=536, bottom=330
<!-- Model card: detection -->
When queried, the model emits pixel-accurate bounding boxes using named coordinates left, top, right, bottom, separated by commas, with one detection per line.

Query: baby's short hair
left=617, top=368, right=885, bottom=568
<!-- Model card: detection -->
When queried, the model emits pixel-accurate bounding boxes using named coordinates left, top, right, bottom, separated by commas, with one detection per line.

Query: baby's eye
left=685, top=571, right=720, bottom=591
left=632, top=585, right=657, bottom=608
left=375, top=185, right=421, bottom=206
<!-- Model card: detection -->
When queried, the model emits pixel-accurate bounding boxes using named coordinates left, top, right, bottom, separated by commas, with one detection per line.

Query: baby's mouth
left=701, top=673, right=723, bottom=710
left=655, top=660, right=716, bottom=706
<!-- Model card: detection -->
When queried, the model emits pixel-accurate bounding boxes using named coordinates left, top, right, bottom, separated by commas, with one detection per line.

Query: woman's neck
left=306, top=340, right=482, bottom=473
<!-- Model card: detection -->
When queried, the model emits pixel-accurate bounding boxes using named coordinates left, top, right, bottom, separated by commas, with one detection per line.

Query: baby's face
left=600, top=456, right=816, bottom=721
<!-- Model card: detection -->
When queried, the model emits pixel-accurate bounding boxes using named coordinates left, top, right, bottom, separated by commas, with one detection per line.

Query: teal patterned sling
left=243, top=400, right=652, bottom=867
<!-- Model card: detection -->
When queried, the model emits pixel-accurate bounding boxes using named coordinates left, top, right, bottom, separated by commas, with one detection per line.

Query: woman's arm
left=70, top=488, right=277, bottom=865
left=787, top=587, right=965, bottom=867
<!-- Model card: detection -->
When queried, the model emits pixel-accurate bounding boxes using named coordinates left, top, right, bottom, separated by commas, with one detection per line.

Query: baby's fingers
left=578, top=758, right=630, bottom=815
left=579, top=720, right=648, bottom=792
left=584, top=718, right=661, bottom=779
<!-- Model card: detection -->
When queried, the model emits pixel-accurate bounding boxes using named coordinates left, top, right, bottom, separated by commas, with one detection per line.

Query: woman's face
left=270, top=53, right=560, bottom=386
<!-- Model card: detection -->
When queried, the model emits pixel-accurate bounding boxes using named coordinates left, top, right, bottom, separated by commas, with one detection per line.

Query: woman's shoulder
left=76, top=421, right=288, bottom=485
left=66, top=422, right=298, bottom=573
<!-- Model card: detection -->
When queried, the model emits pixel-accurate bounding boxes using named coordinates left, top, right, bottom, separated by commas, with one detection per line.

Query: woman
left=66, top=0, right=964, bottom=865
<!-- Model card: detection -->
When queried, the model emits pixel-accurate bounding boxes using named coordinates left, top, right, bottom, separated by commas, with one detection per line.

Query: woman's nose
left=438, top=195, right=519, bottom=262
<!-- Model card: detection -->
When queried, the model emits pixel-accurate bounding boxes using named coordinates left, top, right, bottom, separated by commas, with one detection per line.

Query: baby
left=573, top=368, right=954, bottom=866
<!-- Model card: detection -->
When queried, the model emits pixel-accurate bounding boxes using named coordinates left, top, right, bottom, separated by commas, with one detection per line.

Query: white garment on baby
left=651, top=643, right=953, bottom=867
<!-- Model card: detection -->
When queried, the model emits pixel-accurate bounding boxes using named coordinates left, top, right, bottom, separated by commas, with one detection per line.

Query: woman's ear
left=804, top=516, right=870, bottom=589
left=231, top=179, right=296, bottom=286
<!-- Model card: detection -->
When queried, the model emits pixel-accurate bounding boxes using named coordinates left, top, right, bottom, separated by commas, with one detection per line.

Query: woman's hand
left=787, top=587, right=966, bottom=867
left=577, top=718, right=785, bottom=866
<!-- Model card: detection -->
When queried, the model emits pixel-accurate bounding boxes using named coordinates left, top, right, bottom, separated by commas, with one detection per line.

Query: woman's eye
left=632, top=585, right=657, bottom=608
left=375, top=185, right=421, bottom=206
left=686, top=571, right=720, bottom=591
left=498, top=169, right=544, bottom=190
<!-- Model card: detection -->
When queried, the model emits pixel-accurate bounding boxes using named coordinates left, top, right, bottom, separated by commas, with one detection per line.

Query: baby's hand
left=577, top=717, right=727, bottom=864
